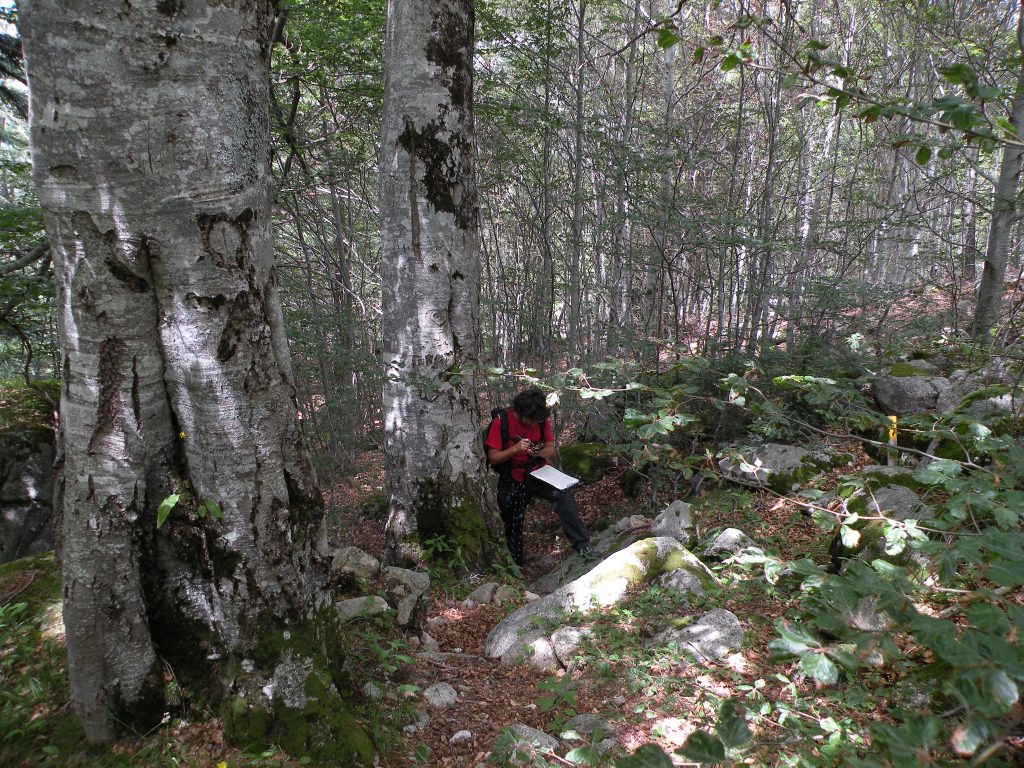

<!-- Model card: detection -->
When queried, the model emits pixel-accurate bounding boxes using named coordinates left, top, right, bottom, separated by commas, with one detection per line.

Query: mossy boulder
left=486, top=537, right=714, bottom=663
left=558, top=442, right=618, bottom=484
left=829, top=486, right=933, bottom=572
left=718, top=441, right=854, bottom=493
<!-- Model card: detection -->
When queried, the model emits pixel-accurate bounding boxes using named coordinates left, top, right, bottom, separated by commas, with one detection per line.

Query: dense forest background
left=5, top=0, right=1024, bottom=460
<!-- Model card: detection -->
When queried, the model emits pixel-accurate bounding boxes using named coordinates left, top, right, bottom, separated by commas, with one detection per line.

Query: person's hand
left=513, top=438, right=532, bottom=454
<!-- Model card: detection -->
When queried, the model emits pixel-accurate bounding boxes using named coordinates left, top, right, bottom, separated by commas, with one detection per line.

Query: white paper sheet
left=529, top=464, right=580, bottom=490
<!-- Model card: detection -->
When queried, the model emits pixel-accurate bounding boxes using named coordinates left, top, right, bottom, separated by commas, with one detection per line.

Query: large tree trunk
left=21, top=1, right=370, bottom=761
left=379, top=0, right=505, bottom=568
left=973, top=8, right=1024, bottom=342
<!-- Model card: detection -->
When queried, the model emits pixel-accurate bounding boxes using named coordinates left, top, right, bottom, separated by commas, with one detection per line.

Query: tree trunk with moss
left=21, top=1, right=370, bottom=761
left=379, top=0, right=505, bottom=568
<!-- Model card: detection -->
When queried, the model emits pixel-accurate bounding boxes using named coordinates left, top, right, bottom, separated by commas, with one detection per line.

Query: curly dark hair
left=512, top=387, right=548, bottom=424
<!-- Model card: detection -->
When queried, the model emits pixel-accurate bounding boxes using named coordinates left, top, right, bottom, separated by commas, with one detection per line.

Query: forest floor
left=322, top=448, right=868, bottom=767
left=0, top=445, right=860, bottom=768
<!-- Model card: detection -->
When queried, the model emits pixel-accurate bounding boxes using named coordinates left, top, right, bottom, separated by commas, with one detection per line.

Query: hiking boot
left=575, top=544, right=601, bottom=561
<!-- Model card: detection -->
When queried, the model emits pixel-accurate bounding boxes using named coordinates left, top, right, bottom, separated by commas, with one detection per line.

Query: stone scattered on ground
left=500, top=723, right=560, bottom=753
left=336, top=594, right=390, bottom=621
left=550, top=626, right=592, bottom=668
left=382, top=566, right=431, bottom=598
left=424, top=682, right=458, bottom=708
left=419, top=632, right=440, bottom=652
left=330, top=546, right=380, bottom=580
left=700, top=527, right=755, bottom=560
left=493, top=584, right=519, bottom=604
left=650, top=500, right=695, bottom=546
left=653, top=608, right=743, bottom=662
left=463, top=582, right=498, bottom=606
left=658, top=567, right=706, bottom=605
left=362, top=681, right=384, bottom=700
left=449, top=729, right=473, bottom=745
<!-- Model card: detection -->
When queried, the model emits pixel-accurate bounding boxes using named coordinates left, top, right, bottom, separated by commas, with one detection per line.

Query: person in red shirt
left=485, top=388, right=599, bottom=567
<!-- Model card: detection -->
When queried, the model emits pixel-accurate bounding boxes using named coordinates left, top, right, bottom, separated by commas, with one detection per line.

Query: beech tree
left=20, top=0, right=370, bottom=760
left=379, top=0, right=506, bottom=567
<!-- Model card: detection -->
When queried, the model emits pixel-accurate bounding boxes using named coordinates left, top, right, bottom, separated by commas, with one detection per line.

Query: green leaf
left=951, top=718, right=992, bottom=757
left=715, top=699, right=751, bottom=749
left=615, top=743, right=675, bottom=768
left=156, top=493, right=181, bottom=529
left=990, top=669, right=1019, bottom=710
left=915, top=145, right=932, bottom=165
left=676, top=732, right=726, bottom=763
left=938, top=63, right=976, bottom=85
left=800, top=652, right=839, bottom=685
left=566, top=745, right=601, bottom=764
left=657, top=27, right=679, bottom=49
left=840, top=525, right=861, bottom=548
left=966, top=603, right=1010, bottom=636
left=769, top=621, right=819, bottom=657
left=721, top=53, right=741, bottom=72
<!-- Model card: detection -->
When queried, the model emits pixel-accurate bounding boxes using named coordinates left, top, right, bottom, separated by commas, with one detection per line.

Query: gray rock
left=426, top=616, right=447, bottom=630
left=463, top=582, right=498, bottom=606
left=396, top=593, right=421, bottom=628
left=411, top=709, right=430, bottom=728
left=336, top=595, right=390, bottom=621
left=502, top=723, right=559, bottom=752
left=330, top=546, right=380, bottom=580
left=551, top=626, right=592, bottom=667
left=381, top=566, right=430, bottom=598
left=563, top=713, right=616, bottom=740
left=860, top=465, right=922, bottom=490
left=500, top=632, right=559, bottom=671
left=424, top=682, right=458, bottom=708
left=420, top=632, right=440, bottom=652
left=0, top=441, right=54, bottom=564
left=362, top=681, right=384, bottom=700
left=493, top=584, right=519, bottom=604
left=449, top=730, right=473, bottom=746
left=488, top=537, right=711, bottom=660
left=718, top=442, right=852, bottom=493
left=835, top=486, right=933, bottom=570
left=844, top=595, right=892, bottom=633
left=701, top=528, right=755, bottom=560
left=658, top=568, right=705, bottom=604
left=654, top=608, right=743, bottom=662
left=874, top=373, right=951, bottom=415
left=612, top=515, right=651, bottom=533
left=522, top=590, right=540, bottom=602
left=651, top=500, right=695, bottom=546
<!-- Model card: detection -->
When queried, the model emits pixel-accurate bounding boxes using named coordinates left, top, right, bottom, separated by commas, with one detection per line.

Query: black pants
left=497, top=478, right=591, bottom=566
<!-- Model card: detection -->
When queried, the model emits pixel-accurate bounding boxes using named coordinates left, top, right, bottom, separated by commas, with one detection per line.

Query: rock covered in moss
left=873, top=365, right=951, bottom=415
left=860, top=465, right=924, bottom=491
left=659, top=568, right=705, bottom=605
left=381, top=566, right=430, bottom=598
left=653, top=608, right=743, bottom=662
left=557, top=442, right=618, bottom=484
left=486, top=537, right=713, bottom=661
left=718, top=441, right=853, bottom=493
left=830, top=486, right=933, bottom=571
left=496, top=723, right=560, bottom=755
left=499, top=630, right=559, bottom=670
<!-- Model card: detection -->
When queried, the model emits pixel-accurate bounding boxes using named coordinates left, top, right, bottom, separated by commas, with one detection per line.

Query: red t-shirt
left=485, top=410, right=551, bottom=483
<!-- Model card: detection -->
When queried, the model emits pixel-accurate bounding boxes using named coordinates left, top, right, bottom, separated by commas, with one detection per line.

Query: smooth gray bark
left=379, top=0, right=504, bottom=567
left=21, top=0, right=365, bottom=756
left=972, top=8, right=1024, bottom=341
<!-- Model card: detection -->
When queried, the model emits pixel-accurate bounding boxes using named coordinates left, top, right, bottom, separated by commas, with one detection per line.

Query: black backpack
left=483, top=407, right=511, bottom=475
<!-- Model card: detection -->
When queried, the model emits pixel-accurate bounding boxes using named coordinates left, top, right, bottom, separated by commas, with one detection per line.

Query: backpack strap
left=499, top=408, right=510, bottom=449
